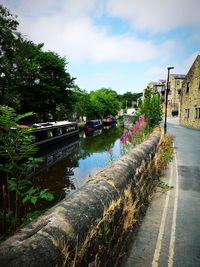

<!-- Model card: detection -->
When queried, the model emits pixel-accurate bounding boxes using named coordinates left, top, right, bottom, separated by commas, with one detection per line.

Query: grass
left=155, top=134, right=174, bottom=176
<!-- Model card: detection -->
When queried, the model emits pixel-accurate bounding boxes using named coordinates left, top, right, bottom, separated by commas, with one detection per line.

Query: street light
left=164, top=66, right=174, bottom=134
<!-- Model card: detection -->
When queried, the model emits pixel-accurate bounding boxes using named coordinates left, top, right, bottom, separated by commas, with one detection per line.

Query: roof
left=170, top=74, right=186, bottom=79
left=186, top=55, right=200, bottom=76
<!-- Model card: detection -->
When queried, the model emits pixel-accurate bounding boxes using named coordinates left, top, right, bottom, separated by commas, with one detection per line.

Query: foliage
left=89, top=88, right=120, bottom=119
left=72, top=86, right=93, bottom=119
left=73, top=87, right=121, bottom=120
left=118, top=92, right=142, bottom=110
left=0, top=5, right=75, bottom=121
left=0, top=106, right=54, bottom=238
left=139, top=89, right=163, bottom=129
left=0, top=4, right=20, bottom=107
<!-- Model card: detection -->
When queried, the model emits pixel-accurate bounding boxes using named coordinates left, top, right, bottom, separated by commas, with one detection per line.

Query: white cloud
left=3, top=0, right=196, bottom=93
left=106, top=0, right=200, bottom=33
left=11, top=1, right=176, bottom=64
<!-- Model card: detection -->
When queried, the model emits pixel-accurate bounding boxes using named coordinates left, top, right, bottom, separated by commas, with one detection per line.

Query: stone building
left=142, top=80, right=166, bottom=101
left=147, top=80, right=166, bottom=94
left=167, top=74, right=185, bottom=116
left=179, top=55, right=200, bottom=129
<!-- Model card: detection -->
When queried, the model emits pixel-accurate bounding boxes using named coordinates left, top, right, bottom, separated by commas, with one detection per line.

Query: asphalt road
left=121, top=118, right=200, bottom=267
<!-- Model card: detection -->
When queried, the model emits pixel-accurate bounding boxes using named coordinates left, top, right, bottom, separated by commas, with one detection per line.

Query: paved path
left=121, top=118, right=200, bottom=267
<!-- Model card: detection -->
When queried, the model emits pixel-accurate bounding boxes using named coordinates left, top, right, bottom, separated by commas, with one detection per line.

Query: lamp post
left=164, top=66, right=174, bottom=134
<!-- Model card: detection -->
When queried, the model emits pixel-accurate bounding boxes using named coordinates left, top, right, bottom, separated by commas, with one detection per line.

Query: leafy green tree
left=71, top=86, right=93, bottom=119
left=139, top=90, right=162, bottom=129
left=0, top=5, right=20, bottom=106
left=118, top=92, right=142, bottom=109
left=90, top=88, right=120, bottom=118
left=0, top=5, right=76, bottom=121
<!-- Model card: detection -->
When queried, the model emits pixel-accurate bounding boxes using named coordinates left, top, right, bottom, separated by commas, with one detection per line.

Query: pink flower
left=140, top=115, right=145, bottom=122
left=127, top=130, right=131, bottom=137
left=134, top=121, right=139, bottom=133
left=120, top=132, right=127, bottom=144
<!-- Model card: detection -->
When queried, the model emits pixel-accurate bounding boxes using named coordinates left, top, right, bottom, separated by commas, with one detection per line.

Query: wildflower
left=127, top=130, right=131, bottom=137
left=140, top=115, right=145, bottom=122
left=120, top=132, right=127, bottom=144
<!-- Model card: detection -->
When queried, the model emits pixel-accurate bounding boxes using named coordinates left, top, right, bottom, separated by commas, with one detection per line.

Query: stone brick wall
left=167, top=75, right=184, bottom=117
left=0, top=131, right=161, bottom=267
left=179, top=55, right=200, bottom=129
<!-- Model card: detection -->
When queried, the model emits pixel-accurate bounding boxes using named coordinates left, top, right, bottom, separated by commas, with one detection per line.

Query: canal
left=31, top=125, right=124, bottom=214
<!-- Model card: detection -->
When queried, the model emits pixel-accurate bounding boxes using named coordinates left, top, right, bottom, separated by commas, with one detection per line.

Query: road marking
left=151, top=164, right=173, bottom=267
left=168, top=146, right=179, bottom=267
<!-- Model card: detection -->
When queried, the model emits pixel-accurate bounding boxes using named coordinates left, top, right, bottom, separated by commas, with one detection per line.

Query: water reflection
left=33, top=126, right=123, bottom=210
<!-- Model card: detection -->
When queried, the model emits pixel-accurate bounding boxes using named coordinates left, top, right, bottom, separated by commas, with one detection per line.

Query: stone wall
left=179, top=55, right=200, bottom=129
left=0, top=131, right=161, bottom=267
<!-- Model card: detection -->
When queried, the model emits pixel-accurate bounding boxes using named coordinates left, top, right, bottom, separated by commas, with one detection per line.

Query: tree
left=73, top=87, right=93, bottom=119
left=17, top=46, right=75, bottom=121
left=0, top=5, right=20, bottom=105
left=89, top=88, right=120, bottom=118
left=0, top=5, right=76, bottom=121
left=139, top=89, right=162, bottom=129
left=118, top=92, right=143, bottom=109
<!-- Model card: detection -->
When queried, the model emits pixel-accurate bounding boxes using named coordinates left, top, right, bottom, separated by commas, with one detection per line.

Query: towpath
left=121, top=117, right=200, bottom=267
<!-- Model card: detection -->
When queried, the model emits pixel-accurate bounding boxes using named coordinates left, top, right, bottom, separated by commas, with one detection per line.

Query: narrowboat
left=20, top=121, right=79, bottom=147
left=83, top=119, right=102, bottom=132
left=102, top=116, right=117, bottom=126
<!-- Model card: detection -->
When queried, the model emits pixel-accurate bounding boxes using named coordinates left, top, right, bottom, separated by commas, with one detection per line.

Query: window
left=176, top=80, right=180, bottom=86
left=47, top=130, right=53, bottom=138
left=57, top=128, right=62, bottom=135
left=186, top=82, right=190, bottom=93
left=184, top=109, right=190, bottom=119
left=195, top=108, right=200, bottom=119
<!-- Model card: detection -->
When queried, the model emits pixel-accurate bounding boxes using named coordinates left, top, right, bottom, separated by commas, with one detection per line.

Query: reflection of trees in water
left=80, top=126, right=123, bottom=154
left=33, top=155, right=78, bottom=202
left=64, top=166, right=76, bottom=195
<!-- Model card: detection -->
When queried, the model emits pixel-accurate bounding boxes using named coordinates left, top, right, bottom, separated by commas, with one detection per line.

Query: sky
left=1, top=0, right=200, bottom=94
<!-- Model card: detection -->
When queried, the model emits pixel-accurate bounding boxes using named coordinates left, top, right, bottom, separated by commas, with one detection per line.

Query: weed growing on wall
left=155, top=134, right=174, bottom=176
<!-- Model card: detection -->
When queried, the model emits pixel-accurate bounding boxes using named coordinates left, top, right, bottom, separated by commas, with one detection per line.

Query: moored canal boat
left=83, top=119, right=102, bottom=132
left=102, top=116, right=117, bottom=126
left=19, top=121, right=79, bottom=146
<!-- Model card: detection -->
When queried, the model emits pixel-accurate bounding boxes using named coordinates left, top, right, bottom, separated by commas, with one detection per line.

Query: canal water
left=32, top=125, right=124, bottom=212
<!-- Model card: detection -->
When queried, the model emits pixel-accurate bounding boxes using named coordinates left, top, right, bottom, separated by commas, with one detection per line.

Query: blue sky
left=1, top=0, right=200, bottom=93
